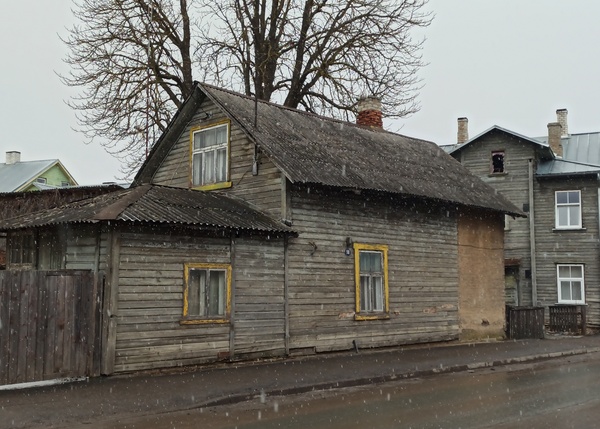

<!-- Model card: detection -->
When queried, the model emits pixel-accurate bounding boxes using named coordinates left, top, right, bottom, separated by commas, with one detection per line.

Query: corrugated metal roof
left=0, top=185, right=294, bottom=234
left=197, top=84, right=521, bottom=216
left=0, top=159, right=59, bottom=192
left=534, top=132, right=600, bottom=176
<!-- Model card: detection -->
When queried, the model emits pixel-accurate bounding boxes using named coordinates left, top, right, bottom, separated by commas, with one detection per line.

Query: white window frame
left=555, top=190, right=582, bottom=229
left=191, top=122, right=230, bottom=189
left=557, top=264, right=585, bottom=304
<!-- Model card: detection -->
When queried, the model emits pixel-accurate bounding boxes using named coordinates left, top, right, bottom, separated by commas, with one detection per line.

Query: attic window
left=190, top=121, right=231, bottom=190
left=491, top=151, right=505, bottom=174
left=36, top=177, right=47, bottom=184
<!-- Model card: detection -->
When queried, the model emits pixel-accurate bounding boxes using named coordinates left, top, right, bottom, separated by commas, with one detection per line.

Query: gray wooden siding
left=232, top=236, right=286, bottom=358
left=113, top=229, right=286, bottom=372
left=151, top=98, right=283, bottom=218
left=287, top=185, right=460, bottom=353
left=456, top=133, right=536, bottom=306
left=533, top=177, right=600, bottom=328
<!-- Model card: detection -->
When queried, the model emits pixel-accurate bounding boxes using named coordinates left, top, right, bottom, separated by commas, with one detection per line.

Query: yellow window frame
left=353, top=243, right=389, bottom=320
left=182, top=263, right=232, bottom=325
left=189, top=119, right=232, bottom=191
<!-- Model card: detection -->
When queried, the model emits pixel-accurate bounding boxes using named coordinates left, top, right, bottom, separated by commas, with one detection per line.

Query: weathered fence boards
left=505, top=306, right=545, bottom=339
left=548, top=304, right=587, bottom=335
left=0, top=270, right=100, bottom=385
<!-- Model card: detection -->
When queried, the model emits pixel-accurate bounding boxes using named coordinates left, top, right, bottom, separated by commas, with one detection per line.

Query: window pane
left=572, top=281, right=582, bottom=301
left=373, top=276, right=384, bottom=311
left=193, top=132, right=202, bottom=151
left=360, top=276, right=370, bottom=311
left=556, top=191, right=568, bottom=204
left=192, top=153, right=202, bottom=185
left=216, top=126, right=227, bottom=144
left=570, top=265, right=582, bottom=278
left=558, top=265, right=571, bottom=278
left=560, top=281, right=571, bottom=301
left=207, top=270, right=226, bottom=316
left=188, top=269, right=204, bottom=316
left=360, top=251, right=382, bottom=273
left=557, top=206, right=568, bottom=226
left=569, top=206, right=580, bottom=226
left=568, top=191, right=580, bottom=204
left=216, top=148, right=227, bottom=182
left=203, top=151, right=215, bottom=184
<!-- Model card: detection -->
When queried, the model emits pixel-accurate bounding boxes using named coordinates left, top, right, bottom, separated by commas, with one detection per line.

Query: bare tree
left=62, top=0, right=431, bottom=176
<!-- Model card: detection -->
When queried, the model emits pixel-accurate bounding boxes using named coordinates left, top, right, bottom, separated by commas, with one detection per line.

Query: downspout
left=284, top=235, right=290, bottom=355
left=229, top=233, right=236, bottom=360
left=528, top=159, right=538, bottom=305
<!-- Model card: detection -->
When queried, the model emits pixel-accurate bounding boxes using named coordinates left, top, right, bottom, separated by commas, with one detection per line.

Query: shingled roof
left=0, top=185, right=294, bottom=235
left=135, top=83, right=522, bottom=216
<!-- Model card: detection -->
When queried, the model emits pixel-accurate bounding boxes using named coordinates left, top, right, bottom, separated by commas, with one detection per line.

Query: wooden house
left=445, top=111, right=600, bottom=332
left=0, top=83, right=521, bottom=382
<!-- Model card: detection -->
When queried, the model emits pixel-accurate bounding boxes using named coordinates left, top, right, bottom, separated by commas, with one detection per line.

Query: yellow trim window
left=183, top=263, right=232, bottom=323
left=354, top=243, right=389, bottom=318
left=191, top=121, right=230, bottom=188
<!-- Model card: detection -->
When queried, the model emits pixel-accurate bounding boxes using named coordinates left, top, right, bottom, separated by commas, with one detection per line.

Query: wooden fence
left=0, top=270, right=101, bottom=385
left=548, top=304, right=587, bottom=335
left=505, top=306, right=545, bottom=339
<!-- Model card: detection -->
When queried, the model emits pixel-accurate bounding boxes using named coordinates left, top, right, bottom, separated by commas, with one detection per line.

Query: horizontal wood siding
left=114, top=229, right=286, bottom=372
left=115, top=231, right=231, bottom=372
left=233, top=236, right=286, bottom=358
left=150, top=98, right=283, bottom=218
left=457, top=132, right=536, bottom=306
left=287, top=185, right=460, bottom=353
left=64, top=225, right=102, bottom=270
left=534, top=176, right=600, bottom=328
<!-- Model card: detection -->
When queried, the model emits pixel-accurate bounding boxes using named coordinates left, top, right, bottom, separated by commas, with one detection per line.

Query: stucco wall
left=457, top=211, right=506, bottom=340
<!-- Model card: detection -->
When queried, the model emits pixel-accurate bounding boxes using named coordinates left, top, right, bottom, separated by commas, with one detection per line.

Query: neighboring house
left=0, top=151, right=79, bottom=269
left=444, top=110, right=599, bottom=331
left=0, top=83, right=521, bottom=380
left=0, top=151, right=78, bottom=192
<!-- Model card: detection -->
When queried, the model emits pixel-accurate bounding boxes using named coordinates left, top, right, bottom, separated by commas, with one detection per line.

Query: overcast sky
left=1, top=1, right=599, bottom=185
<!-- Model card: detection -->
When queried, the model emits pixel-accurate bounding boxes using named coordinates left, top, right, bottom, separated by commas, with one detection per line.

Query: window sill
left=355, top=313, right=390, bottom=321
left=552, top=227, right=586, bottom=232
left=488, top=172, right=508, bottom=177
left=192, top=181, right=232, bottom=191
left=180, top=318, right=230, bottom=325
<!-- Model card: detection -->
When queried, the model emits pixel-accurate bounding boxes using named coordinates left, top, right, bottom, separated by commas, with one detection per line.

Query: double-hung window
left=191, top=122, right=230, bottom=189
left=557, top=264, right=585, bottom=304
left=183, top=263, right=231, bottom=323
left=354, top=243, right=389, bottom=320
left=555, top=190, right=581, bottom=229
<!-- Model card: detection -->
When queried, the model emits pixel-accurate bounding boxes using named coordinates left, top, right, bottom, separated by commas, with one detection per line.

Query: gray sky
left=1, top=1, right=599, bottom=185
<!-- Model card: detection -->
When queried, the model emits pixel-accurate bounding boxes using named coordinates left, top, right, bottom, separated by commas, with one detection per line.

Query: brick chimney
left=356, top=96, right=383, bottom=128
left=556, top=108, right=568, bottom=137
left=5, top=151, right=21, bottom=165
left=547, top=122, right=563, bottom=157
left=457, top=117, right=469, bottom=144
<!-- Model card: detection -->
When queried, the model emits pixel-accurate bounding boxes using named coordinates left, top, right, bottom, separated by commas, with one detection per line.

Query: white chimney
left=457, top=117, right=469, bottom=144
left=5, top=151, right=21, bottom=165
left=556, top=108, right=568, bottom=137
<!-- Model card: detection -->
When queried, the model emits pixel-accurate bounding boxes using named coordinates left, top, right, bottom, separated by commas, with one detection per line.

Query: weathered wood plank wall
left=0, top=270, right=99, bottom=386
left=286, top=185, right=460, bottom=353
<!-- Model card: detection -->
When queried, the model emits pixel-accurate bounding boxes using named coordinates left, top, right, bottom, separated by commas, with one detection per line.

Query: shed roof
left=135, top=83, right=522, bottom=216
left=0, top=185, right=294, bottom=235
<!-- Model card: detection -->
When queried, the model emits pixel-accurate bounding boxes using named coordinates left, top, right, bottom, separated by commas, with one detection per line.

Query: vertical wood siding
left=150, top=98, right=283, bottom=218
left=286, top=185, right=460, bottom=353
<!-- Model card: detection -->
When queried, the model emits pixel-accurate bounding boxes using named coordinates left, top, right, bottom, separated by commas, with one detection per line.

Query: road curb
left=199, top=346, right=600, bottom=409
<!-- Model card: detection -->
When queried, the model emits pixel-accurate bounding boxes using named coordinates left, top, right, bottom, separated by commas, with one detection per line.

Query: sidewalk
left=2, top=335, right=600, bottom=428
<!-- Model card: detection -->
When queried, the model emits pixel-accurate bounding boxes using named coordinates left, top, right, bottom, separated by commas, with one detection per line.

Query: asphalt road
left=95, top=352, right=600, bottom=429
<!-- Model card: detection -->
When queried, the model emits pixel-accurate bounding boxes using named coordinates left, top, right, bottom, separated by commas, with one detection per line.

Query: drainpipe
left=528, top=159, right=538, bottom=305
left=284, top=235, right=290, bottom=355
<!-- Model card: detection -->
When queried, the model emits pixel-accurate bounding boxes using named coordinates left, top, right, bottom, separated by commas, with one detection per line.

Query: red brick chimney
left=547, top=122, right=563, bottom=157
left=356, top=96, right=383, bottom=128
left=457, top=117, right=469, bottom=144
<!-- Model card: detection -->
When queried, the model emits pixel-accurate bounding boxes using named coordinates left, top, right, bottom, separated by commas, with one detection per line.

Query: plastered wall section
left=458, top=212, right=506, bottom=341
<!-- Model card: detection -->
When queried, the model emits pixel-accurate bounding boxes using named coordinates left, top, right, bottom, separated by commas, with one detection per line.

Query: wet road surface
left=92, top=352, right=600, bottom=429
